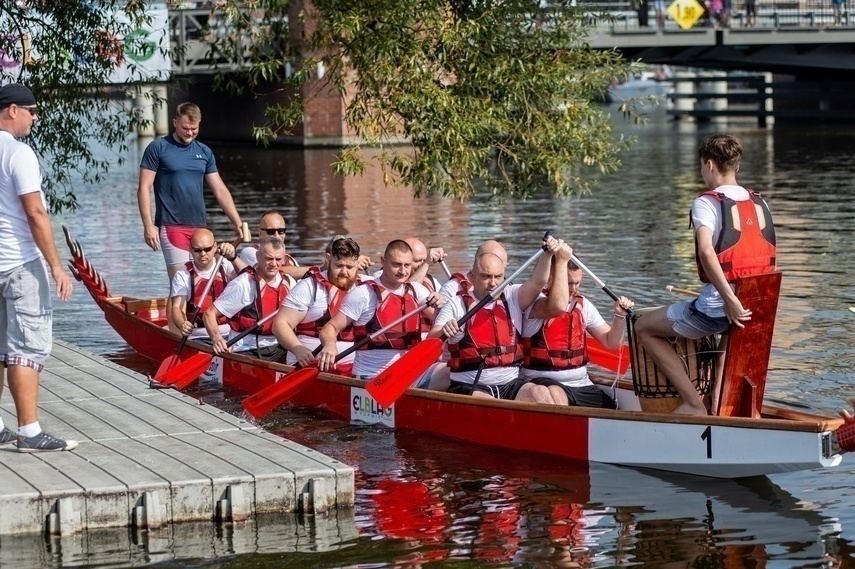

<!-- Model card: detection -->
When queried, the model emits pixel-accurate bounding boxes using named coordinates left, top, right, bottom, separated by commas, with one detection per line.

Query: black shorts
left=253, top=344, right=289, bottom=363
left=528, top=377, right=616, bottom=409
left=448, top=378, right=528, bottom=400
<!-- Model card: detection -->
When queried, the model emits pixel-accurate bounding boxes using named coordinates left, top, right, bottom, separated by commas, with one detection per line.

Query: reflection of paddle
left=242, top=300, right=434, bottom=419
left=159, top=308, right=280, bottom=390
left=153, top=223, right=250, bottom=382
left=366, top=234, right=552, bottom=408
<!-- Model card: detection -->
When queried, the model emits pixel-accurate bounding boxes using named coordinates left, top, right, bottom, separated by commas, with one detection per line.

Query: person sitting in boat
left=519, top=248, right=634, bottom=409
left=168, top=228, right=246, bottom=341
left=426, top=237, right=564, bottom=403
left=203, top=236, right=296, bottom=362
left=317, top=239, right=445, bottom=379
left=438, top=240, right=508, bottom=301
left=273, top=236, right=362, bottom=375
left=634, top=134, right=776, bottom=415
left=238, top=210, right=298, bottom=268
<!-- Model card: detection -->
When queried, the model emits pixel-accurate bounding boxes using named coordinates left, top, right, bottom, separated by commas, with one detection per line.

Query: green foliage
left=214, top=0, right=632, bottom=199
left=0, top=0, right=153, bottom=213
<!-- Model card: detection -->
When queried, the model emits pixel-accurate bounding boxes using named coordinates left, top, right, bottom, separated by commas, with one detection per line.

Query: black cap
left=0, top=84, right=36, bottom=108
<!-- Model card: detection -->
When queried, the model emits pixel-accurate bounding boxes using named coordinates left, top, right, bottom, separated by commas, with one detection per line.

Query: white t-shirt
left=0, top=131, right=46, bottom=271
left=520, top=295, right=606, bottom=387
left=692, top=185, right=764, bottom=318
left=170, top=259, right=236, bottom=340
left=339, top=278, right=431, bottom=378
left=438, top=276, right=464, bottom=301
left=433, top=284, right=525, bottom=386
left=282, top=270, right=355, bottom=366
left=213, top=271, right=285, bottom=352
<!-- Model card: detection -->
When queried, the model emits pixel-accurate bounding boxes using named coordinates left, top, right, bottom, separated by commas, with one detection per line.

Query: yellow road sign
left=668, top=0, right=707, bottom=29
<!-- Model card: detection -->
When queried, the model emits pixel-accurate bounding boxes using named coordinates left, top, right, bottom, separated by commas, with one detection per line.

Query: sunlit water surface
left=28, top=110, right=855, bottom=568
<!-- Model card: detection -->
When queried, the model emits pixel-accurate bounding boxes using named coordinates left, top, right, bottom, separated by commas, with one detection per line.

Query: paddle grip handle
left=439, top=260, right=453, bottom=280
left=225, top=308, right=281, bottom=347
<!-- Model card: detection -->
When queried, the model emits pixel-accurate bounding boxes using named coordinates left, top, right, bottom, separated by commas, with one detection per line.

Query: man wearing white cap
left=0, top=83, right=77, bottom=452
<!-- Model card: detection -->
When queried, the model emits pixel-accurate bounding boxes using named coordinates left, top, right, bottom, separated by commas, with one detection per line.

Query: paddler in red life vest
left=272, top=236, right=362, bottom=375
left=317, top=239, right=445, bottom=379
left=428, top=236, right=564, bottom=403
left=634, top=134, right=776, bottom=416
left=168, top=228, right=246, bottom=340
left=520, top=249, right=634, bottom=409
left=202, top=237, right=296, bottom=362
left=238, top=210, right=298, bottom=268
left=438, top=239, right=508, bottom=301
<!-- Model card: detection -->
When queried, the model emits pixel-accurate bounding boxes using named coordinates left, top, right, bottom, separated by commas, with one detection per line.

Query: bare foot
left=673, top=402, right=709, bottom=416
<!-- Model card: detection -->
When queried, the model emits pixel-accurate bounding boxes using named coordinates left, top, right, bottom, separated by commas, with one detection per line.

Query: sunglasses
left=18, top=105, right=38, bottom=117
left=261, top=227, right=287, bottom=236
left=192, top=245, right=215, bottom=254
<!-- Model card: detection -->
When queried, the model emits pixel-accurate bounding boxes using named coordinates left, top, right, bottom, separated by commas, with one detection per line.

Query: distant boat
left=609, top=71, right=674, bottom=104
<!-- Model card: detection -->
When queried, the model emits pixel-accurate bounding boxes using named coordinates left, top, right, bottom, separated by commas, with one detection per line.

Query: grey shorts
left=666, top=300, right=729, bottom=339
left=0, top=258, right=53, bottom=370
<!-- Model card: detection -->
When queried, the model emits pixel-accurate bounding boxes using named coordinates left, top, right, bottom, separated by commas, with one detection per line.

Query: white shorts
left=159, top=225, right=196, bottom=268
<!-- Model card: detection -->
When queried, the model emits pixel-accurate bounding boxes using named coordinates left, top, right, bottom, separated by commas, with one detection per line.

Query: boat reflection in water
left=354, top=432, right=846, bottom=567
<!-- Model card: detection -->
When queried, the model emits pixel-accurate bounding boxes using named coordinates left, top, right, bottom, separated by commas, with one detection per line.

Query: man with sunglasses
left=137, top=102, right=243, bottom=285
left=0, top=84, right=77, bottom=452
left=238, top=210, right=297, bottom=267
left=168, top=228, right=246, bottom=341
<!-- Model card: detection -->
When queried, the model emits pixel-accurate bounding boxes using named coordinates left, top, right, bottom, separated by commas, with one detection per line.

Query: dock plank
left=0, top=340, right=354, bottom=535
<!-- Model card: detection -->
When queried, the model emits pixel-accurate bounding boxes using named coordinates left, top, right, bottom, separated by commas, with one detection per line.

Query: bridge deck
left=0, top=340, right=354, bottom=535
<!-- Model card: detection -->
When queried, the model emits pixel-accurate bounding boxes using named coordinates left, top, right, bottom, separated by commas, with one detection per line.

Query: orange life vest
left=447, top=291, right=521, bottom=373
left=522, top=295, right=588, bottom=371
left=184, top=261, right=228, bottom=326
left=352, top=280, right=423, bottom=350
left=293, top=266, right=355, bottom=342
left=694, top=189, right=776, bottom=283
left=228, top=267, right=290, bottom=336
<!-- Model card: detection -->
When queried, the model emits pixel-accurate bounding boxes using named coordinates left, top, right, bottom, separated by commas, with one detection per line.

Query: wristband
left=613, top=312, right=626, bottom=319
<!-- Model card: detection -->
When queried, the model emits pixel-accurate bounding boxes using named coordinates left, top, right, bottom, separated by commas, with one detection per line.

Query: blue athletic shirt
left=140, top=134, right=218, bottom=227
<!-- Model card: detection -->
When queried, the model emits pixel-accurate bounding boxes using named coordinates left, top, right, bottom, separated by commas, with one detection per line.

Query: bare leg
left=515, top=383, right=555, bottom=405
left=427, top=365, right=451, bottom=391
left=471, top=390, right=493, bottom=399
left=548, top=385, right=569, bottom=406
left=634, top=307, right=708, bottom=415
left=7, top=365, right=39, bottom=427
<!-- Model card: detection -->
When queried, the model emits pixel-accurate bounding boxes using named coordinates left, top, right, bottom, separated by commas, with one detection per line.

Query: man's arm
left=137, top=168, right=159, bottom=251
left=202, top=305, right=231, bottom=354
left=168, top=295, right=193, bottom=336
left=272, top=307, right=314, bottom=366
left=19, top=193, right=72, bottom=300
left=517, top=236, right=561, bottom=310
left=317, top=312, right=354, bottom=371
left=205, top=172, right=243, bottom=238
left=696, top=226, right=750, bottom=327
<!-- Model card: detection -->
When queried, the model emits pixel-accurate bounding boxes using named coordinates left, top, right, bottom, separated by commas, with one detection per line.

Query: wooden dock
left=0, top=340, right=354, bottom=536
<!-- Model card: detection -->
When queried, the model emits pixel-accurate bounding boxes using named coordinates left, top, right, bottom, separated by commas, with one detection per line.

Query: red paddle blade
left=242, top=366, right=320, bottom=419
left=366, top=338, right=444, bottom=408
left=587, top=335, right=630, bottom=375
left=153, top=354, right=182, bottom=382
left=160, top=352, right=214, bottom=390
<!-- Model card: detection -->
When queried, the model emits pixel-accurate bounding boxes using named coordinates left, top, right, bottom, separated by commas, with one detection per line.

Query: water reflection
left=50, top=113, right=855, bottom=567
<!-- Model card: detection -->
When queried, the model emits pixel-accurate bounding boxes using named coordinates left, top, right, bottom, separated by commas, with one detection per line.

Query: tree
left=0, top=0, right=155, bottom=212
left=212, top=0, right=632, bottom=200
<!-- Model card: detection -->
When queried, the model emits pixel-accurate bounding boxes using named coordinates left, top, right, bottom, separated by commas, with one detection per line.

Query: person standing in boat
left=520, top=248, right=634, bottom=409
left=273, top=236, right=362, bottom=375
left=427, top=237, right=564, bottom=403
left=317, top=240, right=445, bottom=379
left=0, top=84, right=77, bottom=452
left=137, top=102, right=243, bottom=284
left=634, top=134, right=776, bottom=415
left=202, top=237, right=295, bottom=361
left=168, top=228, right=245, bottom=341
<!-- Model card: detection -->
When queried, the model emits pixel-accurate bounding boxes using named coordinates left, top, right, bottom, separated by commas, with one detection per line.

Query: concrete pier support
left=135, top=86, right=155, bottom=137
left=154, top=85, right=170, bottom=135
left=673, top=71, right=695, bottom=120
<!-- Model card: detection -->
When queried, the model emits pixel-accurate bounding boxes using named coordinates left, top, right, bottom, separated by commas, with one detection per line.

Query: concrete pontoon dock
left=0, top=341, right=354, bottom=536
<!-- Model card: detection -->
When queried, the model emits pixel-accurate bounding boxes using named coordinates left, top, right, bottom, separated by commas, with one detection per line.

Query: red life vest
left=694, top=189, right=776, bottom=283
left=228, top=267, right=290, bottom=336
left=184, top=261, right=228, bottom=326
left=451, top=272, right=473, bottom=295
left=447, top=291, right=521, bottom=373
left=294, top=266, right=355, bottom=342
left=522, top=295, right=588, bottom=371
left=352, top=280, right=423, bottom=350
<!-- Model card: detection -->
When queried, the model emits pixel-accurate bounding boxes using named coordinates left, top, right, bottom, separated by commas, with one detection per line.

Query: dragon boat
left=63, top=228, right=853, bottom=479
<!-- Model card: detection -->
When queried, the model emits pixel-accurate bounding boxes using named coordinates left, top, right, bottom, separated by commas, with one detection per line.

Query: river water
left=30, top=109, right=855, bottom=567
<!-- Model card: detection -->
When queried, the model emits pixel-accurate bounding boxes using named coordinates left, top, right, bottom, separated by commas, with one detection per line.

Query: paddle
left=158, top=308, right=280, bottom=390
left=241, top=300, right=434, bottom=419
left=153, top=223, right=250, bottom=382
left=366, top=232, right=553, bottom=408
left=439, top=259, right=453, bottom=280
left=587, top=334, right=631, bottom=374
left=666, top=284, right=700, bottom=297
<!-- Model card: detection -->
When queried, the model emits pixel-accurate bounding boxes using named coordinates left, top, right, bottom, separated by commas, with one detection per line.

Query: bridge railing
left=169, top=7, right=257, bottom=74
